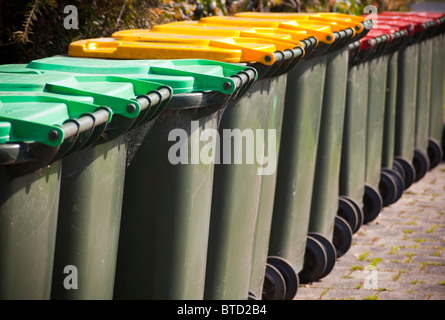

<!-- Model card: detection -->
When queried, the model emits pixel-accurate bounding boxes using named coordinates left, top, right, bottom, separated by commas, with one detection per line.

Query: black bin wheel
left=343, top=196, right=364, bottom=233
left=262, top=263, right=286, bottom=300
left=333, top=216, right=353, bottom=258
left=382, top=168, right=404, bottom=203
left=308, top=232, right=337, bottom=279
left=379, top=170, right=398, bottom=207
left=427, top=138, right=443, bottom=170
left=392, top=159, right=406, bottom=181
left=266, top=256, right=298, bottom=300
left=299, top=235, right=327, bottom=284
left=393, top=157, right=415, bottom=190
left=413, top=147, right=430, bottom=182
left=363, top=184, right=383, bottom=224
left=338, top=196, right=360, bottom=234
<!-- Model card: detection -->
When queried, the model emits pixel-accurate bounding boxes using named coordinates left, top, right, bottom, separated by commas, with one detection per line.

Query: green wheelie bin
left=306, top=40, right=351, bottom=276
left=0, top=73, right=138, bottom=299
left=363, top=32, right=391, bottom=223
left=410, top=13, right=445, bottom=170
left=0, top=66, right=175, bottom=299
left=360, top=26, right=409, bottom=211
left=192, top=13, right=364, bottom=299
left=230, top=14, right=370, bottom=276
left=1, top=57, right=254, bottom=300
left=88, top=30, right=304, bottom=301
left=170, top=16, right=316, bottom=301
left=207, top=13, right=369, bottom=299
left=411, top=17, right=437, bottom=182
left=112, top=19, right=326, bottom=301
left=378, top=15, right=437, bottom=186
left=237, top=13, right=371, bottom=293
left=70, top=35, right=310, bottom=300
left=300, top=16, right=370, bottom=285
left=380, top=12, right=445, bottom=171
left=338, top=39, right=368, bottom=234
left=378, top=27, right=408, bottom=207
left=112, top=21, right=324, bottom=300
left=426, top=14, right=445, bottom=168
left=386, top=19, right=419, bottom=190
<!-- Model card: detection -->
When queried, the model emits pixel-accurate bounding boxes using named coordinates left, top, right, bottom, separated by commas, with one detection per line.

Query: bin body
left=3, top=57, right=253, bottom=300
left=268, top=54, right=327, bottom=274
left=50, top=137, right=127, bottom=299
left=114, top=96, right=227, bottom=300
left=339, top=60, right=369, bottom=209
left=0, top=162, right=61, bottom=299
left=0, top=64, right=175, bottom=300
left=205, top=73, right=287, bottom=300
left=415, top=38, right=433, bottom=153
left=381, top=50, right=399, bottom=170
left=248, top=75, right=287, bottom=299
left=308, top=46, right=348, bottom=240
left=365, top=54, right=389, bottom=191
left=394, top=43, right=418, bottom=166
left=429, top=33, right=445, bottom=145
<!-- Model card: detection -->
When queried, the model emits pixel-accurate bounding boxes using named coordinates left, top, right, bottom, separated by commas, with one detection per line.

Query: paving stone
left=295, top=163, right=445, bottom=300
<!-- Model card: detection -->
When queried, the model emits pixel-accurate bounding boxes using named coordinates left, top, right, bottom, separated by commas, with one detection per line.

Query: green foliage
left=0, top=0, right=417, bottom=64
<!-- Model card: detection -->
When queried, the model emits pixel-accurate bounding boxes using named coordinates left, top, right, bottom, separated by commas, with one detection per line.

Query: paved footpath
left=295, top=162, right=445, bottom=300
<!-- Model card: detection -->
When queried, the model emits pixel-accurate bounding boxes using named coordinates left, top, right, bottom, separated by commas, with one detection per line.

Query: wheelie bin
left=373, top=18, right=419, bottom=191
left=68, top=32, right=307, bottom=300
left=374, top=26, right=409, bottom=207
left=410, top=16, right=436, bottom=182
left=224, top=13, right=371, bottom=293
left=0, top=57, right=254, bottom=300
left=360, top=30, right=393, bottom=223
left=113, top=18, right=353, bottom=295
left=338, top=39, right=368, bottom=234
left=0, top=92, right=108, bottom=300
left=425, top=14, right=445, bottom=168
left=192, top=11, right=368, bottom=298
left=102, top=14, right=359, bottom=299
left=378, top=14, right=439, bottom=183
left=111, top=24, right=311, bottom=300
left=379, top=12, right=445, bottom=171
left=347, top=25, right=409, bottom=213
left=0, top=70, right=169, bottom=299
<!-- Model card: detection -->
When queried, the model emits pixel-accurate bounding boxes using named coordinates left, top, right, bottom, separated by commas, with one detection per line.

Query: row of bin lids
left=68, top=13, right=373, bottom=64
left=1, top=11, right=444, bottom=162
left=0, top=12, right=372, bottom=156
left=358, top=12, right=445, bottom=50
left=67, top=12, right=445, bottom=66
left=0, top=58, right=257, bottom=160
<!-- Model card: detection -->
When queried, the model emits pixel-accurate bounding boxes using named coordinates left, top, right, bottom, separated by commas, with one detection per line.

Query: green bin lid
left=0, top=92, right=108, bottom=147
left=0, top=57, right=256, bottom=149
left=0, top=56, right=254, bottom=94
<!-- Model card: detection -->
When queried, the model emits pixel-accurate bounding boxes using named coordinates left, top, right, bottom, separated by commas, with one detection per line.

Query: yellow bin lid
left=235, top=12, right=365, bottom=33
left=68, top=37, right=278, bottom=65
left=198, top=16, right=336, bottom=44
left=151, top=21, right=314, bottom=44
left=112, top=27, right=306, bottom=52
